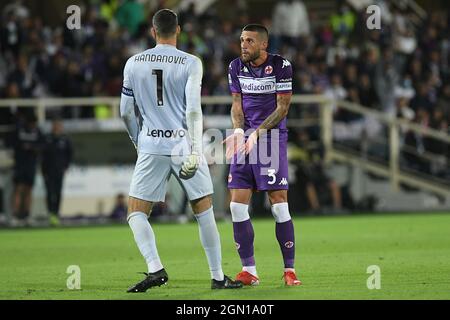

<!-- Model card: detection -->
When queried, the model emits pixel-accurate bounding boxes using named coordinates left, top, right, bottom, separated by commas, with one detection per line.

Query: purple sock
left=233, top=219, right=255, bottom=266
left=275, top=220, right=295, bottom=268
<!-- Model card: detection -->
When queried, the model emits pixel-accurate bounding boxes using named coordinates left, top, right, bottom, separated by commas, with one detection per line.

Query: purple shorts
left=228, top=133, right=289, bottom=191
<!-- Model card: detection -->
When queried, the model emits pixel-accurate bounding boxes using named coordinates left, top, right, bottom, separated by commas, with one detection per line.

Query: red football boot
left=235, top=271, right=260, bottom=286
left=283, top=271, right=302, bottom=286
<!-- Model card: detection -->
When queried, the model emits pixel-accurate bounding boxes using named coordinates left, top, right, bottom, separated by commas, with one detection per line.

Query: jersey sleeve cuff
left=276, top=91, right=292, bottom=95
left=276, top=82, right=292, bottom=92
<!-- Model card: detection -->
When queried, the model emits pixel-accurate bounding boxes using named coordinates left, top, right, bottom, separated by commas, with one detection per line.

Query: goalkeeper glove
left=179, top=151, right=201, bottom=180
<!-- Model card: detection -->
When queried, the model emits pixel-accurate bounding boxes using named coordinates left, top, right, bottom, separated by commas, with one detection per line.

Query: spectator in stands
left=329, top=73, right=347, bottom=108
left=42, top=120, right=73, bottom=226
left=392, top=6, right=417, bottom=59
left=271, top=0, right=310, bottom=51
left=374, top=47, right=399, bottom=116
left=343, top=63, right=358, bottom=88
left=358, top=73, right=378, bottom=108
left=2, top=0, right=29, bottom=21
left=395, top=74, right=416, bottom=101
left=397, top=96, right=415, bottom=122
left=100, top=0, right=119, bottom=23
left=7, top=54, right=38, bottom=97
left=410, top=82, right=434, bottom=113
left=115, top=0, right=145, bottom=37
left=330, top=1, right=356, bottom=44
left=436, top=83, right=450, bottom=123
left=358, top=45, right=379, bottom=81
left=11, top=112, right=43, bottom=226
left=110, top=193, right=127, bottom=222
left=402, top=108, right=430, bottom=173
left=0, top=83, right=20, bottom=127
left=0, top=10, right=22, bottom=58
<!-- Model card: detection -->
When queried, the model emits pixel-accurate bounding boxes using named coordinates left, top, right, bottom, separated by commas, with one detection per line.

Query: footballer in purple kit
left=223, top=24, right=301, bottom=286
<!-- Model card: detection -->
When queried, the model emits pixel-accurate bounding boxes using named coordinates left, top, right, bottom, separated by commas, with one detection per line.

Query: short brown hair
left=242, top=24, right=269, bottom=40
left=152, top=9, right=178, bottom=38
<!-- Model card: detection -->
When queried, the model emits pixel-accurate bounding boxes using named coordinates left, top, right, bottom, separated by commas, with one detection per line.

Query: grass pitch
left=0, top=212, right=449, bottom=300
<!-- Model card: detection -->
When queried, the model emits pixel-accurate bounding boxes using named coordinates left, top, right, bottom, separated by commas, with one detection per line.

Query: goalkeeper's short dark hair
left=152, top=9, right=178, bottom=38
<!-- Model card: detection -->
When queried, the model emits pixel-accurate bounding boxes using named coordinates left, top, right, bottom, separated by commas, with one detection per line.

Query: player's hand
left=222, top=129, right=244, bottom=160
left=179, top=152, right=200, bottom=180
left=241, top=130, right=258, bottom=155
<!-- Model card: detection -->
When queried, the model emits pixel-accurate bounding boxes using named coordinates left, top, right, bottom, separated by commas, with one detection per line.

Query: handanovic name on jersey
left=134, top=53, right=187, bottom=64
left=122, top=44, right=202, bottom=155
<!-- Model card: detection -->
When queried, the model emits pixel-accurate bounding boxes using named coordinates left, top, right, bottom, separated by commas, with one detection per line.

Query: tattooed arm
left=223, top=93, right=245, bottom=159
left=255, top=93, right=291, bottom=137
left=231, top=93, right=245, bottom=130
left=242, top=93, right=291, bottom=154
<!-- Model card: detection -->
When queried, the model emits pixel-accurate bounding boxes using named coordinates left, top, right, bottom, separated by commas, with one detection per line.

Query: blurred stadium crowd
left=0, top=0, right=449, bottom=220
left=0, top=1, right=448, bottom=118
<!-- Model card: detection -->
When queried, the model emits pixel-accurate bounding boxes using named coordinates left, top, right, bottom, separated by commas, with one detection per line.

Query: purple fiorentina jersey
left=228, top=53, right=293, bottom=132
left=227, top=54, right=293, bottom=191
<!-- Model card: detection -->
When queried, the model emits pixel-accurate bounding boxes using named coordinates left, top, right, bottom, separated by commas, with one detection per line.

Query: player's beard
left=241, top=50, right=260, bottom=64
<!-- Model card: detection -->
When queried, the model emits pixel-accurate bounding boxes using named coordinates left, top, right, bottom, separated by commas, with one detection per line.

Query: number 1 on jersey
left=152, top=69, right=164, bottom=107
